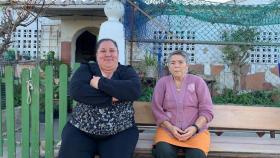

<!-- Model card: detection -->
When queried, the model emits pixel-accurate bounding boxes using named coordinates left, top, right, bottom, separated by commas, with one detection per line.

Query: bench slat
left=211, top=137, right=280, bottom=154
left=136, top=133, right=280, bottom=154
left=210, top=105, right=280, bottom=131
left=134, top=102, right=155, bottom=124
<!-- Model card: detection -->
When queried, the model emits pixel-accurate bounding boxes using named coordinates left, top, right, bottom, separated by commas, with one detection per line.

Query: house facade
left=41, top=0, right=108, bottom=64
left=39, top=0, right=279, bottom=91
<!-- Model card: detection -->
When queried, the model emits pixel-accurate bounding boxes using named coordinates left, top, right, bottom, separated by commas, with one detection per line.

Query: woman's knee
left=153, top=142, right=177, bottom=158
left=58, top=123, right=97, bottom=158
left=185, top=148, right=206, bottom=158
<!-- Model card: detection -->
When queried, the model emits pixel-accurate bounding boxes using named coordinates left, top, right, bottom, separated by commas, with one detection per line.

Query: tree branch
left=0, top=0, right=46, bottom=56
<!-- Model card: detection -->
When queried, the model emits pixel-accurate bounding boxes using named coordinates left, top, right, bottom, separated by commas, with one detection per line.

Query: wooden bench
left=133, top=101, right=280, bottom=158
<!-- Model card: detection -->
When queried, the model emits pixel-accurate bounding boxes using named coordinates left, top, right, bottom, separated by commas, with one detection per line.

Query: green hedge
left=212, top=89, right=280, bottom=107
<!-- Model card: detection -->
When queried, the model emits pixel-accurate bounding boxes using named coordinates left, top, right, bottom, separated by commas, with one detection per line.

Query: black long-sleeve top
left=69, top=63, right=141, bottom=106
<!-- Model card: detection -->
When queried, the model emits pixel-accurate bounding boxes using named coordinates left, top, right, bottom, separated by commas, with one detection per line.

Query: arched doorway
left=75, top=31, right=97, bottom=63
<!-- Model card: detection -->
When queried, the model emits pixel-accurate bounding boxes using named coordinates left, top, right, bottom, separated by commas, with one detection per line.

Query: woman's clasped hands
left=168, top=125, right=197, bottom=141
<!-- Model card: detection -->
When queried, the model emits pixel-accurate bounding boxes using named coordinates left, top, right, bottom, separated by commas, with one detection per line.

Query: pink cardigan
left=152, top=74, right=214, bottom=132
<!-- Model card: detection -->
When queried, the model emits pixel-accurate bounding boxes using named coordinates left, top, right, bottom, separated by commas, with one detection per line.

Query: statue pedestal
left=99, top=20, right=125, bottom=64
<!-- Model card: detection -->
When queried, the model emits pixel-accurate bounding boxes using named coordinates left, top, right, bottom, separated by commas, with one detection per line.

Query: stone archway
left=75, top=31, right=97, bottom=63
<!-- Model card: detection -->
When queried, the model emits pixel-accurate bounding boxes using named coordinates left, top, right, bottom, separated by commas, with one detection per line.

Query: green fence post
left=0, top=77, right=2, bottom=157
left=71, top=63, right=80, bottom=108
left=21, top=69, right=30, bottom=158
left=45, top=66, right=54, bottom=158
left=59, top=64, right=68, bottom=139
left=5, top=66, right=15, bottom=158
left=31, top=67, right=40, bottom=158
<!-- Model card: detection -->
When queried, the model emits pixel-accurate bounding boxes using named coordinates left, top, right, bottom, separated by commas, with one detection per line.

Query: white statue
left=98, top=0, right=126, bottom=64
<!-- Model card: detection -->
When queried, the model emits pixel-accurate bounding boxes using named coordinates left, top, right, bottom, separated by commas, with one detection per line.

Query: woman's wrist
left=167, top=124, right=174, bottom=131
left=192, top=124, right=200, bottom=134
left=162, top=121, right=173, bottom=131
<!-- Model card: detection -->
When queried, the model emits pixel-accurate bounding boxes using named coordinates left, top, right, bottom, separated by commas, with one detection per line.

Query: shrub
left=144, top=52, right=157, bottom=66
left=138, top=86, right=154, bottom=102
left=3, top=49, right=16, bottom=62
left=137, top=78, right=156, bottom=102
left=212, top=89, right=279, bottom=107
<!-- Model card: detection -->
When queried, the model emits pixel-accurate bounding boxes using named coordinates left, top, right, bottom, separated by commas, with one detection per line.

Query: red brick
left=245, top=72, right=265, bottom=90
left=61, top=41, right=71, bottom=64
left=263, top=82, right=273, bottom=91
left=211, top=65, right=225, bottom=76
left=189, top=64, right=204, bottom=75
left=240, top=75, right=246, bottom=90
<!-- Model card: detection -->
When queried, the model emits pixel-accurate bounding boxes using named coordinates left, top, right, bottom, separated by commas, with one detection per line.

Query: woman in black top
left=58, top=39, right=141, bottom=158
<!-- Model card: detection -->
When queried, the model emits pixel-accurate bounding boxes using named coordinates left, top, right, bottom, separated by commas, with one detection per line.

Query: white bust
left=104, top=0, right=124, bottom=21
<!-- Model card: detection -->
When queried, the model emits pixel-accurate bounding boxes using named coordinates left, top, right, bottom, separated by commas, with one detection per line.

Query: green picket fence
left=0, top=63, right=80, bottom=158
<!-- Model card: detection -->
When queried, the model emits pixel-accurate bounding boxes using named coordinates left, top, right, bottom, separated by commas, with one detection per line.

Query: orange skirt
left=154, top=127, right=210, bottom=155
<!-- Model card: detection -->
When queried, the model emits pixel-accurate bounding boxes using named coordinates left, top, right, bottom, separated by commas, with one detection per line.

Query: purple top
left=152, top=74, right=214, bottom=132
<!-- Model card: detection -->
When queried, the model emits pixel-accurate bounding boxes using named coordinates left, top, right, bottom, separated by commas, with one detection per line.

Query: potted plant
left=144, top=52, right=157, bottom=78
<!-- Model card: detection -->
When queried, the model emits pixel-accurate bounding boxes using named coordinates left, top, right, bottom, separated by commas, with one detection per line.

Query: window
left=250, top=50, right=279, bottom=64
left=267, top=47, right=271, bottom=52
left=190, top=53, right=195, bottom=62
left=253, top=45, right=279, bottom=64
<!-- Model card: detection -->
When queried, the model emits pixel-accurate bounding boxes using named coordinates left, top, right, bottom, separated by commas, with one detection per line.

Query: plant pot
left=145, top=66, right=156, bottom=78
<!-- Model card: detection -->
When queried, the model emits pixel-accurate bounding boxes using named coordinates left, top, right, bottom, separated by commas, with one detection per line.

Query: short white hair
left=167, top=50, right=189, bottom=64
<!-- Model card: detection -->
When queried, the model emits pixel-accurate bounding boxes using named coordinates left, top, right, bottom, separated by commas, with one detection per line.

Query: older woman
left=152, top=50, right=214, bottom=158
left=58, top=39, right=141, bottom=158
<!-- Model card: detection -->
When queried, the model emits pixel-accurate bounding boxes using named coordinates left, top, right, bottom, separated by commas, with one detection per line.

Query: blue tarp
left=278, top=63, right=280, bottom=77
